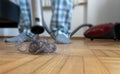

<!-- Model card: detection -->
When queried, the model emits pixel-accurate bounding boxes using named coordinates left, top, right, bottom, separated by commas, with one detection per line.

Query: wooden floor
left=0, top=38, right=120, bottom=74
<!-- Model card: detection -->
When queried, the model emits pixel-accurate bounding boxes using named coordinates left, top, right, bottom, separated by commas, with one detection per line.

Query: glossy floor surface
left=0, top=39, right=120, bottom=74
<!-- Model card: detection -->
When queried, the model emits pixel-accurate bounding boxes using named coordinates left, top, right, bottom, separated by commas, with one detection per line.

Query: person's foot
left=55, top=33, right=71, bottom=44
left=51, top=31, right=71, bottom=44
left=4, top=32, right=37, bottom=43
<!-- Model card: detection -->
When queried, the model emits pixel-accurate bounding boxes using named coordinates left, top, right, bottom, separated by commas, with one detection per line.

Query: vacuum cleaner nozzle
left=31, top=25, right=44, bottom=34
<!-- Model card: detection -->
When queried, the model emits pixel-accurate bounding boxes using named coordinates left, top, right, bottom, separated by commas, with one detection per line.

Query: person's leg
left=18, top=0, right=31, bottom=33
left=50, top=0, right=73, bottom=44
left=5, top=0, right=36, bottom=42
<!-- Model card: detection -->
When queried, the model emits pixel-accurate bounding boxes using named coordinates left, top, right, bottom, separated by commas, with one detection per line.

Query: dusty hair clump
left=28, top=39, right=57, bottom=54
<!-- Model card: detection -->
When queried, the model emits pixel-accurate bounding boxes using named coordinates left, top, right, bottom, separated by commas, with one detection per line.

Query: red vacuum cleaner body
left=84, top=23, right=120, bottom=40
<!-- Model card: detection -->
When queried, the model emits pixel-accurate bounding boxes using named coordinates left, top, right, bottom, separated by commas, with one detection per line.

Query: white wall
left=1, top=0, right=120, bottom=37
left=88, top=0, right=120, bottom=24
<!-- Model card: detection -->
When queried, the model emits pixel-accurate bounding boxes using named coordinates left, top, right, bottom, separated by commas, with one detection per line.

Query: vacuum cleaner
left=84, top=23, right=120, bottom=40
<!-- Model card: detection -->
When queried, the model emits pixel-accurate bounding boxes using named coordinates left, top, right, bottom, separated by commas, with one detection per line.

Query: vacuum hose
left=70, top=24, right=93, bottom=37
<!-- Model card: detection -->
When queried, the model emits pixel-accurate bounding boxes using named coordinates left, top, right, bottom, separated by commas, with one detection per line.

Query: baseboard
left=0, top=36, right=85, bottom=40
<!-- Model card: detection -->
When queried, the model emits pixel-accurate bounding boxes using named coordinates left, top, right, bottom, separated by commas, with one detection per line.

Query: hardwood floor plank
left=33, top=56, right=84, bottom=74
left=0, top=55, right=39, bottom=74
left=101, top=50, right=120, bottom=57
left=33, top=55, right=67, bottom=74
left=84, top=56, right=110, bottom=74
left=6, top=55, right=54, bottom=74
left=91, top=49, right=109, bottom=57
left=58, top=56, right=84, bottom=74
left=100, top=57, right=120, bottom=74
